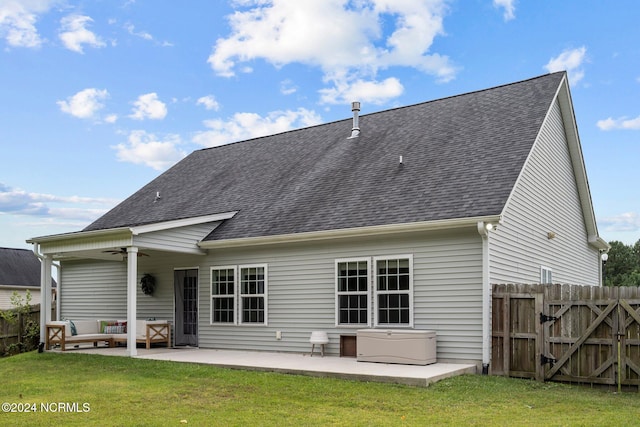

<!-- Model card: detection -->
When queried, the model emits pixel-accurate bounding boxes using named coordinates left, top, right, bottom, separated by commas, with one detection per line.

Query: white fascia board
left=129, top=211, right=237, bottom=235
left=27, top=211, right=238, bottom=254
left=555, top=76, right=601, bottom=240
left=199, top=215, right=502, bottom=249
left=27, top=227, right=131, bottom=244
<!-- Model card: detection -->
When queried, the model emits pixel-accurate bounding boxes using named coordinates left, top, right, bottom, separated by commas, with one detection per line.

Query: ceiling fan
left=102, top=248, right=150, bottom=257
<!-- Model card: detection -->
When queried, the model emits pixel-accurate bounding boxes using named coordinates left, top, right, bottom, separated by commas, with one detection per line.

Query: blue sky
left=1, top=0, right=639, bottom=250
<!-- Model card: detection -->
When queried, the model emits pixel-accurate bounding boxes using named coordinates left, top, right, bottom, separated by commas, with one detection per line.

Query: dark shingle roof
left=0, top=247, right=55, bottom=288
left=84, top=72, right=565, bottom=241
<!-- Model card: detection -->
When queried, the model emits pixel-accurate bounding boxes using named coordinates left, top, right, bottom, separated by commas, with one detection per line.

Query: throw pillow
left=69, top=320, right=78, bottom=336
left=100, top=320, right=118, bottom=334
left=116, top=321, right=127, bottom=333
left=104, top=325, right=125, bottom=334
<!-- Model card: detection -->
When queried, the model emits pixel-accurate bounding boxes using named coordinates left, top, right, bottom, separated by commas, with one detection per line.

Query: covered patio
left=49, top=346, right=477, bottom=387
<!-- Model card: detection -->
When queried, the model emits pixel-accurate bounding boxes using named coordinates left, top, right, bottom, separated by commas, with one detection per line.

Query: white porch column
left=39, top=254, right=53, bottom=346
left=126, top=247, right=138, bottom=357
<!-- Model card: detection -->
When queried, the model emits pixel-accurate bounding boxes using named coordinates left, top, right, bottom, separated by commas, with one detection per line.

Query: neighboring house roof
left=84, top=72, right=573, bottom=243
left=0, top=247, right=56, bottom=288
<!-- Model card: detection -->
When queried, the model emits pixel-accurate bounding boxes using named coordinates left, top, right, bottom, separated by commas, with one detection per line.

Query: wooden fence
left=0, top=304, right=56, bottom=356
left=492, top=284, right=640, bottom=387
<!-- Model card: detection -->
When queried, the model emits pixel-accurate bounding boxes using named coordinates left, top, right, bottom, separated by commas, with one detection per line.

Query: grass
left=1, top=352, right=639, bottom=426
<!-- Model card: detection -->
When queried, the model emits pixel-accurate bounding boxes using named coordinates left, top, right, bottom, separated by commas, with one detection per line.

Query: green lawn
left=1, top=352, right=638, bottom=426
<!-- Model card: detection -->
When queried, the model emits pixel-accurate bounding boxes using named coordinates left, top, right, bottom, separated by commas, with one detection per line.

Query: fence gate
left=492, top=284, right=640, bottom=387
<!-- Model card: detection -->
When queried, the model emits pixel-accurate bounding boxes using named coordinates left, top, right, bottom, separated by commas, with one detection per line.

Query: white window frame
left=239, top=264, right=268, bottom=326
left=540, top=266, right=553, bottom=285
left=373, top=255, right=414, bottom=327
left=210, top=266, right=237, bottom=325
left=335, top=257, right=371, bottom=327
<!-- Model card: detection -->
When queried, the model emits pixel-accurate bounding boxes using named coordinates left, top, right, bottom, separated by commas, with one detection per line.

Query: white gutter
left=200, top=215, right=503, bottom=249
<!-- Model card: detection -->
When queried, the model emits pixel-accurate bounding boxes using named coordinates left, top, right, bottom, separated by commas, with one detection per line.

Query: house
left=0, top=247, right=56, bottom=310
left=29, top=72, right=608, bottom=370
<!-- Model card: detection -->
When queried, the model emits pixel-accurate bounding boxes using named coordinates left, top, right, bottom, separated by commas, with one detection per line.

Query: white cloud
left=0, top=0, right=55, bottom=48
left=600, top=212, right=640, bottom=233
left=125, top=23, right=152, bottom=40
left=58, top=14, right=106, bottom=53
left=0, top=182, right=118, bottom=220
left=319, top=76, right=403, bottom=105
left=57, top=88, right=109, bottom=119
left=112, top=130, right=186, bottom=170
left=124, top=22, right=172, bottom=46
left=544, top=46, right=587, bottom=85
left=104, top=114, right=118, bottom=124
left=129, top=93, right=167, bottom=120
left=192, top=108, right=322, bottom=147
left=208, top=0, right=456, bottom=103
left=597, top=115, right=640, bottom=131
left=196, top=95, right=220, bottom=111
left=493, top=0, right=516, bottom=21
left=280, top=79, right=297, bottom=95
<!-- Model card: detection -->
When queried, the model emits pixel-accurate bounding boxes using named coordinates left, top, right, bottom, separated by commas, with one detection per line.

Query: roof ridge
left=360, top=71, right=566, bottom=120
left=194, top=72, right=566, bottom=154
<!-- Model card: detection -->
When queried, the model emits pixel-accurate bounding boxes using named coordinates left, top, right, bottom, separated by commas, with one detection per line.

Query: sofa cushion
left=73, top=320, right=101, bottom=335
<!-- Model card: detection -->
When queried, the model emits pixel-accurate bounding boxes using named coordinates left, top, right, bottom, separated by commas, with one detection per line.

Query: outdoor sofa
left=45, top=319, right=170, bottom=351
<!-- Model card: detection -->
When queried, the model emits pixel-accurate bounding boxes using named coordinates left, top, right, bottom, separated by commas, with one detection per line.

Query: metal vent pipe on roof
left=349, top=101, right=360, bottom=138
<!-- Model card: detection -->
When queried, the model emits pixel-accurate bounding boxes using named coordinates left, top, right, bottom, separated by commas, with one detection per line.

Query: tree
left=604, top=239, right=640, bottom=287
left=0, top=290, right=40, bottom=356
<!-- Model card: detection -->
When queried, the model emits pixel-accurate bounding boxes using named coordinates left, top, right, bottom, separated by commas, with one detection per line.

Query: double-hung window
left=211, top=266, right=236, bottom=324
left=540, top=266, right=553, bottom=285
left=211, top=264, right=268, bottom=325
left=335, top=255, right=413, bottom=327
left=240, top=265, right=267, bottom=324
left=374, top=256, right=413, bottom=326
left=336, top=259, right=370, bottom=326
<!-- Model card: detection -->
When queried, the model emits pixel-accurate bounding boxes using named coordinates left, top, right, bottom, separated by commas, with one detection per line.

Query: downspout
left=33, top=243, right=53, bottom=351
left=477, top=221, right=494, bottom=374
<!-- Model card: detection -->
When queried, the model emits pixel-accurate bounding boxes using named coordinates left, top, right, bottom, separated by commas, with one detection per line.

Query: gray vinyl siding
left=0, top=288, right=41, bottom=310
left=200, top=229, right=483, bottom=362
left=59, top=252, right=196, bottom=321
left=59, top=260, right=128, bottom=319
left=58, top=228, right=484, bottom=362
left=490, top=100, right=600, bottom=285
left=133, top=222, right=221, bottom=253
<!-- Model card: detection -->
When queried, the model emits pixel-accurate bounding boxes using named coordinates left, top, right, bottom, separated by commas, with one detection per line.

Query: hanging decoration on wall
left=140, top=273, right=156, bottom=296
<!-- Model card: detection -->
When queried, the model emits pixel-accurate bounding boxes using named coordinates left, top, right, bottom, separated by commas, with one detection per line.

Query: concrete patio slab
left=49, top=346, right=477, bottom=387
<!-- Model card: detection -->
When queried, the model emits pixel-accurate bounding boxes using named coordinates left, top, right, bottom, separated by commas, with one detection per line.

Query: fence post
left=535, top=288, right=545, bottom=382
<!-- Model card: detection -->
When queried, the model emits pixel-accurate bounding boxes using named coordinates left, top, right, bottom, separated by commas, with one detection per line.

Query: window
left=210, top=264, right=268, bottom=325
left=541, top=267, right=553, bottom=284
left=336, top=259, right=370, bottom=326
left=240, top=266, right=267, bottom=324
left=335, top=255, right=413, bottom=327
left=211, top=267, right=236, bottom=324
left=375, top=256, right=413, bottom=326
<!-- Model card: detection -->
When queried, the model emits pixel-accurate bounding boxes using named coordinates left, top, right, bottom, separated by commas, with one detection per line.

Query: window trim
left=238, top=264, right=268, bottom=326
left=540, top=266, right=553, bottom=285
left=335, top=257, right=371, bottom=327
left=210, top=264, right=268, bottom=326
left=373, top=255, right=414, bottom=328
left=210, top=265, right=238, bottom=325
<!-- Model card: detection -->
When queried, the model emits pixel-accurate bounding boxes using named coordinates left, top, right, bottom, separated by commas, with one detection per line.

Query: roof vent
left=349, top=101, right=360, bottom=138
